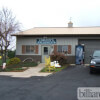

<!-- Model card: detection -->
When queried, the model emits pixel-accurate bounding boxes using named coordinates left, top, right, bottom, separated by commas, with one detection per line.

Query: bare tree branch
left=0, top=7, right=21, bottom=64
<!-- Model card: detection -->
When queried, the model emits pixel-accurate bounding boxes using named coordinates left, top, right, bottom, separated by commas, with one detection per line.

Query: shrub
left=8, top=50, right=15, bottom=59
left=8, top=57, right=21, bottom=65
left=18, top=62, right=38, bottom=67
left=50, top=52, right=67, bottom=65
left=7, top=61, right=38, bottom=68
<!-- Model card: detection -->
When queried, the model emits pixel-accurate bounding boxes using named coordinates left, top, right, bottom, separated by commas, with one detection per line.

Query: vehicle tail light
left=90, top=65, right=95, bottom=67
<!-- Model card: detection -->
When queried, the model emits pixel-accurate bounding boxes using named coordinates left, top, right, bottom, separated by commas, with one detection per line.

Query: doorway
left=42, top=46, right=51, bottom=63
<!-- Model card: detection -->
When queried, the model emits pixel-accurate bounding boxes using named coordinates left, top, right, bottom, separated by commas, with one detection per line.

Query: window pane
left=30, top=46, right=35, bottom=53
left=58, top=45, right=62, bottom=52
left=26, top=46, right=30, bottom=53
left=93, top=51, right=100, bottom=57
left=44, top=47, right=48, bottom=55
left=62, top=46, right=67, bottom=53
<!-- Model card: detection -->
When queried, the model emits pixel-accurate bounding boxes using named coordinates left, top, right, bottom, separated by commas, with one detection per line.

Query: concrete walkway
left=0, top=63, right=52, bottom=78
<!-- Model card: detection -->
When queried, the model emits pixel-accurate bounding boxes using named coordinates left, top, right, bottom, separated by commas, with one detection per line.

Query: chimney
left=68, top=21, right=73, bottom=28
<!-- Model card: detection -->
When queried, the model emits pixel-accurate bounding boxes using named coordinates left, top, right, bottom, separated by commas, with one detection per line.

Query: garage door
left=79, top=39, right=100, bottom=64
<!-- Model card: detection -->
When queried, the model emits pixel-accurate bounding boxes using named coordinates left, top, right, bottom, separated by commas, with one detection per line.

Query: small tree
left=0, top=7, right=20, bottom=65
left=7, top=50, right=15, bottom=59
left=50, top=51, right=68, bottom=65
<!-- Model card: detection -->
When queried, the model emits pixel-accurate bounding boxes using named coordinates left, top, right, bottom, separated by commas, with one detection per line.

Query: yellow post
left=45, top=56, right=55, bottom=72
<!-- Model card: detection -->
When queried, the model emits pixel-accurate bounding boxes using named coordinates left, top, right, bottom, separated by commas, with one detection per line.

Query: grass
left=0, top=59, right=2, bottom=66
left=41, top=64, right=68, bottom=73
left=0, top=59, right=10, bottom=66
left=0, top=67, right=28, bottom=72
left=0, top=60, right=38, bottom=72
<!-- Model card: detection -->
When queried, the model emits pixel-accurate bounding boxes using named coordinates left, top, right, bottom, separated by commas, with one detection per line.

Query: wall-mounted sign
left=36, top=39, right=56, bottom=44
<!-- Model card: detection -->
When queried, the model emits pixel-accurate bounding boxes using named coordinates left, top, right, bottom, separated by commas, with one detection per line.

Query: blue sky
left=0, top=0, right=100, bottom=29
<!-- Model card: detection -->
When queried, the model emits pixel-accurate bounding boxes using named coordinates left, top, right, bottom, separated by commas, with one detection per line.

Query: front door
left=42, top=46, right=51, bottom=63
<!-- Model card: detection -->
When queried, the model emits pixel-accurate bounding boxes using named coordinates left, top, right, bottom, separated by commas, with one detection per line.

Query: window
left=30, top=46, right=35, bottom=52
left=58, top=45, right=62, bottom=52
left=26, top=45, right=35, bottom=53
left=44, top=47, right=48, bottom=55
left=93, top=50, right=100, bottom=57
left=58, top=45, right=68, bottom=53
left=26, top=46, right=30, bottom=53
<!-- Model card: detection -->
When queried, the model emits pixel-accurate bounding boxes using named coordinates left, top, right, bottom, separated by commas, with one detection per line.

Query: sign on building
left=36, top=38, right=56, bottom=44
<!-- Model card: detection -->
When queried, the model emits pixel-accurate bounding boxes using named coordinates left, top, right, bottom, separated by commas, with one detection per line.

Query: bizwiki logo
left=77, top=87, right=100, bottom=100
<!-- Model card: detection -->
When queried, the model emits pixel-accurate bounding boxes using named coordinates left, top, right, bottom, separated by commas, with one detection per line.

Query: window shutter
left=22, top=45, right=25, bottom=54
left=35, top=45, right=38, bottom=54
left=54, top=45, right=57, bottom=52
left=68, top=45, right=71, bottom=54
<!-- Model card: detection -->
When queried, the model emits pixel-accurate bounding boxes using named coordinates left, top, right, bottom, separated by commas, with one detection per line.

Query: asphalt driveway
left=0, top=65, right=100, bottom=100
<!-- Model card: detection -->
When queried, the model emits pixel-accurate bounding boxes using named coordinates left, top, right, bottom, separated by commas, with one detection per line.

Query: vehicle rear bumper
left=90, top=65, right=100, bottom=70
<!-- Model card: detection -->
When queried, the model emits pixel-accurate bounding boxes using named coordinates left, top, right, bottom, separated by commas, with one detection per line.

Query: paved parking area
left=0, top=65, right=100, bottom=100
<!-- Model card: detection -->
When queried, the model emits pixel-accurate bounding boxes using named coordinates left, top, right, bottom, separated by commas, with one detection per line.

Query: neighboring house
left=13, top=22, right=100, bottom=64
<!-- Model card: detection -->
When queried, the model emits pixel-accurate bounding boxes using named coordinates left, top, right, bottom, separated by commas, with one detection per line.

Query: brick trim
left=16, top=55, right=41, bottom=62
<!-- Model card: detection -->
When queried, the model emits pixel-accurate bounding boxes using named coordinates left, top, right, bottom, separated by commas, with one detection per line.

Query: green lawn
left=0, top=59, right=10, bottom=66
left=0, top=60, right=38, bottom=72
left=0, top=67, right=28, bottom=72
left=0, top=59, right=2, bottom=66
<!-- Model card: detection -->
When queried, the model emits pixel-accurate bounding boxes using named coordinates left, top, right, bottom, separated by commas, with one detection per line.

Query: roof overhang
left=11, top=27, right=100, bottom=36
left=12, top=34, right=100, bottom=37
